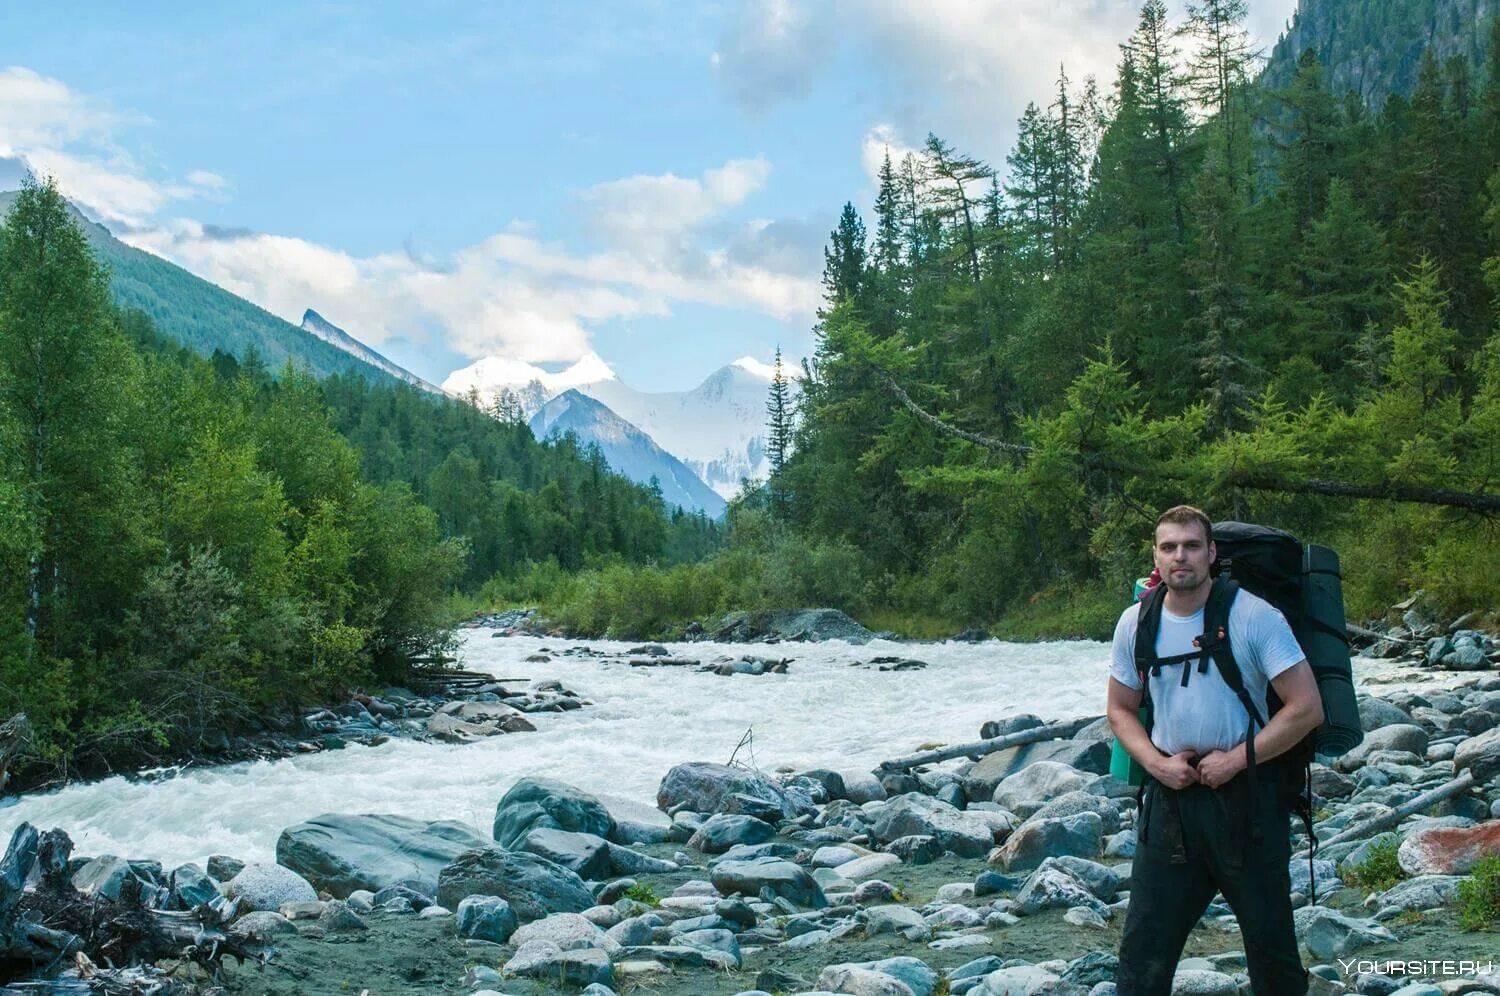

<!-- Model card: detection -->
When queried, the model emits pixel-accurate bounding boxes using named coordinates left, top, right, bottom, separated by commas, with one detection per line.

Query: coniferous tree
left=766, top=346, right=793, bottom=513
left=822, top=203, right=868, bottom=310
left=1183, top=0, right=1258, bottom=192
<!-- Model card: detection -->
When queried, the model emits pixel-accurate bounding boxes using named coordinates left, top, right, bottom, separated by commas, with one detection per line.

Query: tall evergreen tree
left=1183, top=0, right=1257, bottom=192
left=822, top=203, right=868, bottom=310
left=766, top=346, right=793, bottom=513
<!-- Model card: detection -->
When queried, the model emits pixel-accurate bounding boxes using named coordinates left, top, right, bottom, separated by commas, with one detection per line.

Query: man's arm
left=1197, top=660, right=1324, bottom=788
left=1107, top=676, right=1199, bottom=790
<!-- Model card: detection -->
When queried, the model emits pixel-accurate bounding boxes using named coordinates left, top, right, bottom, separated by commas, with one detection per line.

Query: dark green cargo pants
left=1116, top=772, right=1307, bottom=996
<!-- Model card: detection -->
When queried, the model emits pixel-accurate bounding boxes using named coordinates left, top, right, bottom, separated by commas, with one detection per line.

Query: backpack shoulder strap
left=1134, top=584, right=1167, bottom=691
left=1204, top=577, right=1268, bottom=728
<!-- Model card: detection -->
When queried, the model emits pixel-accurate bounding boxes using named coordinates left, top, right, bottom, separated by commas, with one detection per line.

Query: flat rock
left=518, top=828, right=613, bottom=880
left=870, top=795, right=993, bottom=858
left=963, top=741, right=1110, bottom=800
left=992, top=761, right=1096, bottom=817
left=711, top=856, right=828, bottom=908
left=818, top=964, right=918, bottom=996
left=1303, top=910, right=1397, bottom=960
left=1454, top=727, right=1500, bottom=782
left=689, top=813, right=777, bottom=853
left=275, top=813, right=487, bottom=898
left=503, top=940, right=613, bottom=988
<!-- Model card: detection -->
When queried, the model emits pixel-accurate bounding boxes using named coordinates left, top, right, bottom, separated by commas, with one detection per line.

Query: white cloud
left=121, top=156, right=820, bottom=367
left=719, top=0, right=1300, bottom=169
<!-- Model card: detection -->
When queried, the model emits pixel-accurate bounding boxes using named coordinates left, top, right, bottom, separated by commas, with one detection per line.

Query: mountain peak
left=442, top=351, right=617, bottom=400
left=298, top=308, right=440, bottom=392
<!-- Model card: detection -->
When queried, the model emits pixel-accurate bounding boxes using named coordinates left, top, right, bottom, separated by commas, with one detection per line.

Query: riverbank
left=11, top=659, right=1500, bottom=995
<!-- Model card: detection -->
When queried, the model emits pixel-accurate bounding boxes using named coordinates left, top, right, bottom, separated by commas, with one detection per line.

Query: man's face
left=1154, top=520, right=1215, bottom=593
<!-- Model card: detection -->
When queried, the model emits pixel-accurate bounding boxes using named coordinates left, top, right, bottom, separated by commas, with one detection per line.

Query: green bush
left=1343, top=839, right=1407, bottom=893
left=1459, top=855, right=1500, bottom=931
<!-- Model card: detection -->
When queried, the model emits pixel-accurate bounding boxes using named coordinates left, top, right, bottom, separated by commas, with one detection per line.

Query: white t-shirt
left=1109, top=588, right=1306, bottom=755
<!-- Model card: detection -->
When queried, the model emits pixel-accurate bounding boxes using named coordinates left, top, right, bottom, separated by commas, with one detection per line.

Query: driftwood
left=885, top=374, right=1500, bottom=514
left=878, top=717, right=1093, bottom=772
left=1311, top=771, right=1477, bottom=852
left=0, top=822, right=266, bottom=988
left=1345, top=622, right=1419, bottom=646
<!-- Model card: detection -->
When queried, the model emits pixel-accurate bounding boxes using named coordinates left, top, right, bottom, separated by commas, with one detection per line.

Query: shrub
left=1459, top=854, right=1500, bottom=931
left=1343, top=839, right=1406, bottom=893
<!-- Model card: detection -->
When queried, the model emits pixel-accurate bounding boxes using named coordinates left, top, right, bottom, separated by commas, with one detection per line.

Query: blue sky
left=0, top=0, right=1296, bottom=391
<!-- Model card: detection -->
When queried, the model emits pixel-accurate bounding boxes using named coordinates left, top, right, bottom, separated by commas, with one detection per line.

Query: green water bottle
left=1107, top=577, right=1152, bottom=786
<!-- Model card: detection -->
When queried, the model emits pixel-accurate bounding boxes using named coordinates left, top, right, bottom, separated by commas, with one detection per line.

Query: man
left=1107, top=505, right=1324, bottom=995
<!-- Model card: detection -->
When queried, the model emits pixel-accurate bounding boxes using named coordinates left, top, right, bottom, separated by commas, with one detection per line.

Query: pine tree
left=923, top=134, right=994, bottom=285
left=822, top=203, right=868, bottom=311
left=1127, top=0, right=1192, bottom=242
left=1294, top=178, right=1389, bottom=381
left=1183, top=0, right=1257, bottom=193
left=1273, top=49, right=1340, bottom=235
left=1006, top=102, right=1053, bottom=277
left=766, top=346, right=793, bottom=513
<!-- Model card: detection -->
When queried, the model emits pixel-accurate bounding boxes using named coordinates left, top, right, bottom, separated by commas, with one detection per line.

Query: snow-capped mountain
left=300, top=309, right=443, bottom=392
left=443, top=352, right=794, bottom=500
left=528, top=390, right=727, bottom=517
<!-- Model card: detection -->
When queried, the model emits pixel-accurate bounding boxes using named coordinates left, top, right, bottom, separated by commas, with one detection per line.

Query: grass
left=1343, top=839, right=1407, bottom=893
left=858, top=609, right=967, bottom=640
left=1459, top=855, right=1500, bottom=931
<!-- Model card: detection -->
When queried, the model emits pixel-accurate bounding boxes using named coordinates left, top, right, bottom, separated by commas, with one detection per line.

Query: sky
left=0, top=0, right=1297, bottom=392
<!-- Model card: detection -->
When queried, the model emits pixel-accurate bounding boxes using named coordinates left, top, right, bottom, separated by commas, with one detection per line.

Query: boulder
left=511, top=911, right=613, bottom=952
left=992, top=761, right=1095, bottom=817
left=1012, top=866, right=1110, bottom=917
left=818, top=964, right=918, bottom=996
left=1336, top=725, right=1430, bottom=772
left=1397, top=820, right=1500, bottom=876
left=1022, top=791, right=1120, bottom=834
left=688, top=813, right=777, bottom=853
left=709, top=607, right=874, bottom=643
left=657, top=761, right=803, bottom=819
left=227, top=910, right=298, bottom=942
left=1371, top=875, right=1463, bottom=917
left=275, top=813, right=487, bottom=898
left=224, top=863, right=317, bottom=912
left=435, top=847, right=595, bottom=921
left=710, top=856, right=827, bottom=908
left=887, top=835, right=943, bottom=865
left=493, top=777, right=614, bottom=849
left=963, top=740, right=1110, bottom=799
left=1302, top=910, right=1397, bottom=960
left=71, top=857, right=157, bottom=903
left=1358, top=697, right=1415, bottom=732
left=992, top=812, right=1103, bottom=871
left=1167, top=969, right=1239, bottom=995
left=456, top=895, right=518, bottom=943
left=969, top=964, right=1061, bottom=995
left=518, top=828, right=613, bottom=880
left=503, top=940, right=613, bottom=988
left=870, top=795, right=993, bottom=858
left=862, top=904, right=930, bottom=941
left=1455, top=728, right=1500, bottom=783
left=167, top=863, right=218, bottom=910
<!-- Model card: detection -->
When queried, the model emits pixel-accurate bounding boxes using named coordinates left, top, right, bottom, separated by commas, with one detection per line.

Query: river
left=0, top=630, right=1423, bottom=872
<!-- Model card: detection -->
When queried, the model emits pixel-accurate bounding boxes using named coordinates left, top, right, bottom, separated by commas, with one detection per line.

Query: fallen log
left=1310, top=772, right=1477, bottom=853
left=877, top=717, right=1094, bottom=772
left=1346, top=622, right=1417, bottom=645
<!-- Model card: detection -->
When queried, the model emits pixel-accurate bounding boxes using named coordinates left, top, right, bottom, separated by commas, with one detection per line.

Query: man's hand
left=1150, top=750, right=1200, bottom=790
left=1196, top=747, right=1245, bottom=789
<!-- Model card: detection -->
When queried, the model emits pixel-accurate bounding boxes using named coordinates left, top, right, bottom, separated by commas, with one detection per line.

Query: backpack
left=1128, top=521, right=1364, bottom=901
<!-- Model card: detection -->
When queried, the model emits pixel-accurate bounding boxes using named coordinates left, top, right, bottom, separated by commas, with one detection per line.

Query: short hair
left=1155, top=505, right=1212, bottom=544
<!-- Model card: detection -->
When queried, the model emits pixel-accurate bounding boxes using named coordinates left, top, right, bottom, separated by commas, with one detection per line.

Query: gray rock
left=1303, top=910, right=1397, bottom=960
left=1455, top=728, right=1500, bottom=783
left=657, top=761, right=805, bottom=819
left=1168, top=969, right=1238, bottom=994
left=604, top=842, right=680, bottom=875
left=1359, top=697, right=1415, bottom=732
left=512, top=911, right=613, bottom=953
left=1289, top=858, right=1341, bottom=897
left=609, top=819, right=671, bottom=846
left=518, top=828, right=613, bottom=880
left=969, top=964, right=1062, bottom=995
left=493, top=777, right=615, bottom=849
left=1022, top=791, right=1121, bottom=835
left=992, top=762, right=1096, bottom=817
left=167, top=863, right=217, bottom=910
left=709, top=607, right=874, bottom=643
left=1370, top=874, right=1463, bottom=917
left=207, top=855, right=245, bottom=882
left=678, top=927, right=742, bottom=967
left=1310, top=766, right=1356, bottom=799
left=1013, top=866, right=1110, bottom=917
left=962, top=741, right=1110, bottom=800
left=1036, top=856, right=1121, bottom=900
left=227, top=910, right=298, bottom=941
left=842, top=770, right=889, bottom=804
left=1336, top=725, right=1430, bottom=772
left=862, top=904, right=931, bottom=941
left=605, top=913, right=658, bottom=947
left=317, top=898, right=368, bottom=931
left=870, top=795, right=993, bottom=858
left=503, top=940, right=613, bottom=988
left=993, top=812, right=1104, bottom=871
left=371, top=883, right=432, bottom=910
left=689, top=813, right=777, bottom=853
left=712, top=856, right=827, bottom=908
left=818, top=964, right=918, bottom=995
left=435, top=847, right=595, bottom=920
left=275, top=813, right=486, bottom=898
left=224, top=863, right=317, bottom=912
left=71, top=857, right=156, bottom=903
left=887, top=835, right=944, bottom=865
left=457, top=895, right=519, bottom=943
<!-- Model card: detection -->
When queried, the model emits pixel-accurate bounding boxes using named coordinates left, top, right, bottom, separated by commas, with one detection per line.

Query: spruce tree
left=822, top=203, right=868, bottom=310
left=1183, top=0, right=1257, bottom=193
left=766, top=346, right=792, bottom=513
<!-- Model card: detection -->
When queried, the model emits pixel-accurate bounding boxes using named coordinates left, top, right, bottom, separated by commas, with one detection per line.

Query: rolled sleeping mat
left=1107, top=577, right=1154, bottom=786
left=1302, top=543, right=1363, bottom=756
